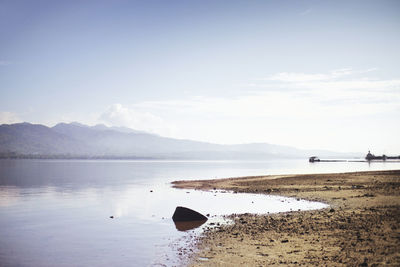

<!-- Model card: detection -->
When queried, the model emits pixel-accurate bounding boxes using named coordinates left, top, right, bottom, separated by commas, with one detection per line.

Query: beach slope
left=173, top=170, right=400, bottom=266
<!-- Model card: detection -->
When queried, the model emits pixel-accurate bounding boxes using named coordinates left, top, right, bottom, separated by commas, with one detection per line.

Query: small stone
left=110, top=216, right=114, bottom=219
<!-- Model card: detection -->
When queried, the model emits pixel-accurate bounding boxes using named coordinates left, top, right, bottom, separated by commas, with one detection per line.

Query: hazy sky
left=1, top=0, right=399, bottom=153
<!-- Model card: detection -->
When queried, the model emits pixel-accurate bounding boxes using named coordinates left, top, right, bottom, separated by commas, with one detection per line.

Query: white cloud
left=128, top=68, right=400, bottom=152
left=249, top=69, right=400, bottom=115
left=0, top=112, right=22, bottom=124
left=294, top=79, right=400, bottom=93
left=264, top=68, right=377, bottom=83
left=136, top=79, right=400, bottom=119
left=99, top=103, right=176, bottom=136
left=60, top=68, right=398, bottom=152
left=266, top=72, right=332, bottom=82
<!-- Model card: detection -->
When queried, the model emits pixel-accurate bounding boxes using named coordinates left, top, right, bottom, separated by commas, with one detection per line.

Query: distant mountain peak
left=91, top=124, right=109, bottom=130
left=52, top=121, right=155, bottom=136
left=107, top=125, right=147, bottom=134
left=0, top=122, right=362, bottom=159
left=70, top=122, right=88, bottom=127
left=5, top=122, right=32, bottom=126
left=94, top=123, right=107, bottom=127
left=53, top=122, right=82, bottom=128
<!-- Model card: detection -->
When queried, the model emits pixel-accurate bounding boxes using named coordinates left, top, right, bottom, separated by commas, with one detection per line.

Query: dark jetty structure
left=309, top=156, right=320, bottom=162
left=309, top=151, right=400, bottom=163
left=365, top=150, right=400, bottom=161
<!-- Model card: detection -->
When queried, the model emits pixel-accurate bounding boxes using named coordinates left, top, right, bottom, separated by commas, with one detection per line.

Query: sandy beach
left=172, top=170, right=400, bottom=266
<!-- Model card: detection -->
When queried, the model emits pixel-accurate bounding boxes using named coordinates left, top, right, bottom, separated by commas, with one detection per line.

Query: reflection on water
left=174, top=220, right=208, bottom=231
left=0, top=159, right=397, bottom=266
left=0, top=187, right=21, bottom=207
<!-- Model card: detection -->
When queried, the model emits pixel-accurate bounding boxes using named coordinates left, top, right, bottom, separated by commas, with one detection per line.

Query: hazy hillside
left=0, top=123, right=91, bottom=155
left=0, top=122, right=362, bottom=159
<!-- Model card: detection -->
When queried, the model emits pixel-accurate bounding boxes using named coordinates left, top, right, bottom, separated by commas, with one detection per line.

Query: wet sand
left=172, top=170, right=400, bottom=266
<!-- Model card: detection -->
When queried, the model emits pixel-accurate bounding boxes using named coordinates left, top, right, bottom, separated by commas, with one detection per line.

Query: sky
left=0, top=0, right=399, bottom=154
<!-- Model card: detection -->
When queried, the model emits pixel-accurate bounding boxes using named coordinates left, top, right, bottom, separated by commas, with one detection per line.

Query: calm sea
left=0, top=159, right=398, bottom=266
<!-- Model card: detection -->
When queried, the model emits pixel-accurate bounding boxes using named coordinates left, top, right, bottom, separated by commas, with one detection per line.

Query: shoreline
left=173, top=170, right=400, bottom=266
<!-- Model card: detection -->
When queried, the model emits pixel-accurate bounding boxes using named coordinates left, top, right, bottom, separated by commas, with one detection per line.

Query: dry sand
left=172, top=170, right=400, bottom=266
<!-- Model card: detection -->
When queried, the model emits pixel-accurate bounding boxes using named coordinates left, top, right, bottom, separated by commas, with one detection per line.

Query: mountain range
left=0, top=122, right=361, bottom=159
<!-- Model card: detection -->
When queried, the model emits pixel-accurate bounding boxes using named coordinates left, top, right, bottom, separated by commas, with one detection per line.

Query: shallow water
left=0, top=159, right=397, bottom=266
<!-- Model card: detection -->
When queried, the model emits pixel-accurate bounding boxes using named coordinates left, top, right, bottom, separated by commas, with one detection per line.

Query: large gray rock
left=172, top=206, right=208, bottom=222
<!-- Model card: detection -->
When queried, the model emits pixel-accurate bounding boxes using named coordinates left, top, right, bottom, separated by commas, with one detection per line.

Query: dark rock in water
left=174, top=220, right=207, bottom=231
left=109, top=216, right=114, bottom=219
left=172, top=206, right=208, bottom=222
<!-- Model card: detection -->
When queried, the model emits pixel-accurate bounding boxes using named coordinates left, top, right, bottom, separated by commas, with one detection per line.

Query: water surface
left=0, top=159, right=397, bottom=266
